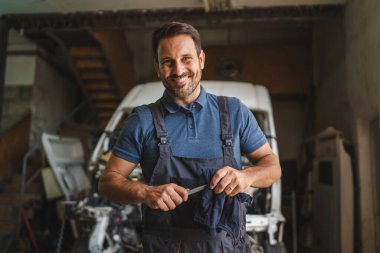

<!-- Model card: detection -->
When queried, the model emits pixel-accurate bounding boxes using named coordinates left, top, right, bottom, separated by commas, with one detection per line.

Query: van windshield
left=252, top=110, right=270, bottom=137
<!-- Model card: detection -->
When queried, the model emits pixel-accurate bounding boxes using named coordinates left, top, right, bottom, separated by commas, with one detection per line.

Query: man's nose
left=172, top=61, right=186, bottom=76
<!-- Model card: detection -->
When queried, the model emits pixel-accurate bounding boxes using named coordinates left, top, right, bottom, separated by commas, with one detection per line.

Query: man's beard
left=163, top=71, right=201, bottom=100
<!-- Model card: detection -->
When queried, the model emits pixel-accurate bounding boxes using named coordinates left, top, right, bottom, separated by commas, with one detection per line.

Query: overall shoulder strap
left=218, top=96, right=239, bottom=168
left=148, top=100, right=168, bottom=145
left=217, top=96, right=233, bottom=147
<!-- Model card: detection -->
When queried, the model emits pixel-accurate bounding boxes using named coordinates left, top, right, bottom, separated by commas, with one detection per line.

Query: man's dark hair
left=152, top=21, right=202, bottom=62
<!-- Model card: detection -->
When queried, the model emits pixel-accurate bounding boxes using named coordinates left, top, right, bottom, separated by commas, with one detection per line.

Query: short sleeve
left=112, top=106, right=149, bottom=163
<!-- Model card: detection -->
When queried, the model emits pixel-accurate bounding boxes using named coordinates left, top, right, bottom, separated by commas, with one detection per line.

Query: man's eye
left=161, top=61, right=172, bottom=66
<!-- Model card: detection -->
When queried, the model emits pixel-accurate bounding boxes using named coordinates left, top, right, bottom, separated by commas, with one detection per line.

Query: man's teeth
left=172, top=76, right=187, bottom=81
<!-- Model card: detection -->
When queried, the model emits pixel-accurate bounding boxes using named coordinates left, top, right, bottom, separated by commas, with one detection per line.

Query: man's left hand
left=209, top=166, right=251, bottom=196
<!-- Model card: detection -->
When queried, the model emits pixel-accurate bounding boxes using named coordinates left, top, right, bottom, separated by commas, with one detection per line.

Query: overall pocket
left=142, top=204, right=171, bottom=229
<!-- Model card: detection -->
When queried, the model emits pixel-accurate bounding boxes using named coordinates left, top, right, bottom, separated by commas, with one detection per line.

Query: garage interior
left=0, top=0, right=379, bottom=252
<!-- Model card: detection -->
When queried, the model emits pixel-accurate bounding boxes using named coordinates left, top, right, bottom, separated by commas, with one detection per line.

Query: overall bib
left=143, top=96, right=250, bottom=253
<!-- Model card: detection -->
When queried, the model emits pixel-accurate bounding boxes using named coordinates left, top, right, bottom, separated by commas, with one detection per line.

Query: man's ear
left=154, top=60, right=160, bottom=78
left=199, top=50, right=205, bottom=70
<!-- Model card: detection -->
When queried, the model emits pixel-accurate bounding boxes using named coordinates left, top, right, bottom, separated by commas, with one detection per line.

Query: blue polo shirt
left=112, top=86, right=266, bottom=182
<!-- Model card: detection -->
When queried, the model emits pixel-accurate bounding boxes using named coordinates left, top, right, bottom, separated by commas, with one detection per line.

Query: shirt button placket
left=188, top=111, right=196, bottom=137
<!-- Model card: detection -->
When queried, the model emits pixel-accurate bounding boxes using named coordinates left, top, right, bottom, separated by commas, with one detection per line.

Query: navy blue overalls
left=143, top=96, right=250, bottom=253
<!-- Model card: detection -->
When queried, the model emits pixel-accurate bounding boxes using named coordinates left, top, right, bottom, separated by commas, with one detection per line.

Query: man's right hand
left=99, top=155, right=189, bottom=211
left=144, top=183, right=189, bottom=211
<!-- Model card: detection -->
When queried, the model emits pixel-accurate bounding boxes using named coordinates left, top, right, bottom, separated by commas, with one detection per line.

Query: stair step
left=84, top=81, right=115, bottom=91
left=75, top=59, right=107, bottom=69
left=98, top=111, right=114, bottom=119
left=97, top=108, right=115, bottom=114
left=0, top=219, right=17, bottom=231
left=91, top=92, right=119, bottom=100
left=86, top=87, right=115, bottom=93
left=80, top=71, right=111, bottom=80
left=0, top=229, right=13, bottom=236
left=0, top=205, right=18, bottom=217
left=94, top=101, right=119, bottom=109
left=0, top=216, right=17, bottom=222
left=70, top=47, right=103, bottom=57
left=99, top=120, right=109, bottom=129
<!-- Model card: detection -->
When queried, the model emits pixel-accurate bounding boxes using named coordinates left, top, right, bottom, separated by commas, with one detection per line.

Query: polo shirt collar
left=161, top=85, right=207, bottom=113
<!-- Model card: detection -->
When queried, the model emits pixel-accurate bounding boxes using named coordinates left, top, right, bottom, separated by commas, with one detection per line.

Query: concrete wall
left=314, top=0, right=380, bottom=252
left=1, top=30, right=36, bottom=132
left=346, top=0, right=380, bottom=251
left=345, top=0, right=380, bottom=122
left=3, top=29, right=80, bottom=145
left=313, top=16, right=347, bottom=134
left=30, top=57, right=79, bottom=144
left=273, top=99, right=308, bottom=160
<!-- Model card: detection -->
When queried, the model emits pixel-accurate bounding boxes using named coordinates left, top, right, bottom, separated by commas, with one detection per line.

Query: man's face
left=155, top=34, right=205, bottom=106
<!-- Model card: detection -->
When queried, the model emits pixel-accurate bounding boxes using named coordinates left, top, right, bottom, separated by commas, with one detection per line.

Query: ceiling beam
left=203, top=0, right=232, bottom=13
left=0, top=0, right=346, bottom=15
left=231, top=0, right=346, bottom=8
left=4, top=5, right=343, bottom=32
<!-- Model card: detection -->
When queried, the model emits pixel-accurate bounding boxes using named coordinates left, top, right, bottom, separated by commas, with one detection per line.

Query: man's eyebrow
left=160, top=57, right=172, bottom=62
left=159, top=53, right=194, bottom=62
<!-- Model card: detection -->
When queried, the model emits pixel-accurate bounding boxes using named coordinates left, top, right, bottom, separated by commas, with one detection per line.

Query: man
left=98, top=21, right=281, bottom=252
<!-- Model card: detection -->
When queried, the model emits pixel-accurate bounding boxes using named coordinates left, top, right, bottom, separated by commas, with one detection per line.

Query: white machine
left=89, top=81, right=286, bottom=252
left=310, top=127, right=354, bottom=253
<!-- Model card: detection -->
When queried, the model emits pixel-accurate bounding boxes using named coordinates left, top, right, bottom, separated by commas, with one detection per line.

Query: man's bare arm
left=98, top=154, right=189, bottom=211
left=243, top=142, right=281, bottom=188
left=209, top=142, right=281, bottom=196
left=98, top=154, right=146, bottom=204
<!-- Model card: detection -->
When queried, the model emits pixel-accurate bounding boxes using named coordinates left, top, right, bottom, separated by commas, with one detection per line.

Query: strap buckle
left=223, top=134, right=233, bottom=147
left=224, top=139, right=232, bottom=147
left=159, top=136, right=168, bottom=145
left=158, top=131, right=168, bottom=145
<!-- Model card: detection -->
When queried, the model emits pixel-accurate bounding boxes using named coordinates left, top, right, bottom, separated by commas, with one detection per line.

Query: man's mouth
left=170, top=74, right=190, bottom=87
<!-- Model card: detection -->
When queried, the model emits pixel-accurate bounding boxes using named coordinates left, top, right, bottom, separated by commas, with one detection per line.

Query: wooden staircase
left=69, top=45, right=122, bottom=127
left=22, top=30, right=134, bottom=129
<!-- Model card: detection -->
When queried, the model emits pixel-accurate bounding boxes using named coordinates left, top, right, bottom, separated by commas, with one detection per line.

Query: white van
left=88, top=81, right=286, bottom=253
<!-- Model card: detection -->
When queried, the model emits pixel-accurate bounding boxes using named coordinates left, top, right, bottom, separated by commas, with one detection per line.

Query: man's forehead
left=158, top=34, right=196, bottom=53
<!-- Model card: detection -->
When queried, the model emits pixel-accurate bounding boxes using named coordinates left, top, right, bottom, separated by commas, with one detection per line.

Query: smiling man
left=98, top=22, right=281, bottom=253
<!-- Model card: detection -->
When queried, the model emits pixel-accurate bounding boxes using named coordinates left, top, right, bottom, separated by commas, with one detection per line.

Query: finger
left=156, top=199, right=170, bottom=211
left=164, top=196, right=177, bottom=211
left=209, top=168, right=228, bottom=189
left=214, top=174, right=234, bottom=194
left=172, top=184, right=189, bottom=202
left=229, top=187, right=241, bottom=197
left=167, top=189, right=186, bottom=206
left=225, top=184, right=234, bottom=195
left=226, top=182, right=241, bottom=196
left=158, top=187, right=178, bottom=211
left=151, top=203, right=159, bottom=209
